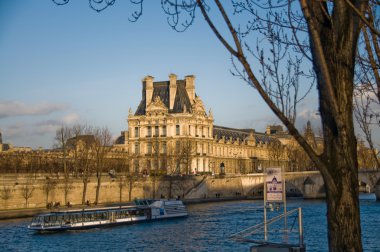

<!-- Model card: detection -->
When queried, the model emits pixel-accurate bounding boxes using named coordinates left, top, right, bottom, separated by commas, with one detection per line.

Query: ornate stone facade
left=125, top=74, right=288, bottom=175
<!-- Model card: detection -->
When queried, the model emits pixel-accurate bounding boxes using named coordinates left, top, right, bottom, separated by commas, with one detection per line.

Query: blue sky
left=0, top=1, right=322, bottom=149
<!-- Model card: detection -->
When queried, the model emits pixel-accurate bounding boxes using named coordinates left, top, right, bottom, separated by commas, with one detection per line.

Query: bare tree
left=147, top=135, right=162, bottom=199
left=68, top=124, right=95, bottom=205
left=52, top=0, right=380, bottom=250
left=267, top=140, right=285, bottom=167
left=353, top=1, right=380, bottom=167
left=178, top=137, right=197, bottom=175
left=0, top=185, right=12, bottom=209
left=55, top=126, right=73, bottom=204
left=354, top=88, right=380, bottom=169
left=357, top=137, right=379, bottom=170
left=42, top=176, right=57, bottom=206
left=20, top=178, right=35, bottom=208
left=93, top=127, right=113, bottom=205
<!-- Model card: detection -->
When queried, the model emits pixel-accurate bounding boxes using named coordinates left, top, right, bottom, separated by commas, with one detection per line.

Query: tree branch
left=197, top=0, right=336, bottom=193
left=344, top=0, right=380, bottom=37
left=300, top=0, right=341, bottom=127
left=196, top=0, right=239, bottom=57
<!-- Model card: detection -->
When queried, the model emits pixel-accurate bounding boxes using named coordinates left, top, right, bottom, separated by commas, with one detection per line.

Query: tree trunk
left=95, top=173, right=101, bottom=205
left=303, top=1, right=366, bottom=250
left=82, top=180, right=88, bottom=205
left=325, top=172, right=361, bottom=251
left=169, top=176, right=173, bottom=199
left=45, top=191, right=49, bottom=205
left=128, top=180, right=133, bottom=202
left=318, top=67, right=362, bottom=251
left=119, top=184, right=122, bottom=203
left=64, top=176, right=69, bottom=204
left=152, top=173, right=156, bottom=199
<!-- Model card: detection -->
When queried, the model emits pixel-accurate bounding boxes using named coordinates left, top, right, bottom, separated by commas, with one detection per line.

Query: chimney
left=169, top=73, right=177, bottom=110
left=143, top=75, right=154, bottom=108
left=185, top=75, right=195, bottom=102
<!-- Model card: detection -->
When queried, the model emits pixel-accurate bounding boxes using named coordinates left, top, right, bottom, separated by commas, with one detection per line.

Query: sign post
left=264, top=167, right=284, bottom=241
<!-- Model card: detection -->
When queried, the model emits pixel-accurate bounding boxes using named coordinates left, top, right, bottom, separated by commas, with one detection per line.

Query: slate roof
left=135, top=80, right=193, bottom=115
left=213, top=125, right=276, bottom=144
left=114, top=134, right=125, bottom=145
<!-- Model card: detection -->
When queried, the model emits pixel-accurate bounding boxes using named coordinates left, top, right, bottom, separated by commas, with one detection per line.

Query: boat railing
left=229, top=207, right=304, bottom=249
left=134, top=199, right=155, bottom=206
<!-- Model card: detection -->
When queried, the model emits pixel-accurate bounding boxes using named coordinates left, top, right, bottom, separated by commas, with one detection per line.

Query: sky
left=0, top=1, right=324, bottom=149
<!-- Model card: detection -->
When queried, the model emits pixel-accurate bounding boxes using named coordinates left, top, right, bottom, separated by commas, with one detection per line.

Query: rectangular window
left=134, top=127, right=139, bottom=138
left=162, top=126, right=167, bottom=136
left=147, top=142, right=152, bottom=154
left=147, top=126, right=152, bottom=137
left=162, top=142, right=167, bottom=154
left=155, top=126, right=159, bottom=136
left=195, top=126, right=198, bottom=137
left=176, top=125, right=180, bottom=136
left=188, top=125, right=191, bottom=136
left=134, top=142, right=139, bottom=154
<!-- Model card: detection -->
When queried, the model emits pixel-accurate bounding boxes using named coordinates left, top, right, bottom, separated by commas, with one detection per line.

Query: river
left=0, top=195, right=379, bottom=251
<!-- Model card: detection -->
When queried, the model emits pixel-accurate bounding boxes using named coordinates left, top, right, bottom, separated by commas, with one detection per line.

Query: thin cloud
left=62, top=113, right=80, bottom=124
left=0, top=101, right=68, bottom=118
left=3, top=122, right=29, bottom=139
left=1, top=113, right=82, bottom=147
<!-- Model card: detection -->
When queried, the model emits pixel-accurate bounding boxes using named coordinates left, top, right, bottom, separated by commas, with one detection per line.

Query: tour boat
left=28, top=199, right=188, bottom=232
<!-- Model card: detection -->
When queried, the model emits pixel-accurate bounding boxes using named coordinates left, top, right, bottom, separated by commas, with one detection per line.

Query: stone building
left=0, top=131, right=32, bottom=153
left=123, top=74, right=288, bottom=175
left=127, top=74, right=214, bottom=175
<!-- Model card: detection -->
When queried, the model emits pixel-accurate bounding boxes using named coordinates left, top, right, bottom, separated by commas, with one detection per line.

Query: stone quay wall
left=2, top=172, right=369, bottom=211
left=0, top=174, right=257, bottom=210
left=0, top=173, right=205, bottom=210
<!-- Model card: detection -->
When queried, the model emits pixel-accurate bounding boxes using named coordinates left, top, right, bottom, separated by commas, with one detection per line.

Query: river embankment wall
left=2, top=172, right=361, bottom=214
left=0, top=173, right=207, bottom=210
left=0, top=173, right=263, bottom=211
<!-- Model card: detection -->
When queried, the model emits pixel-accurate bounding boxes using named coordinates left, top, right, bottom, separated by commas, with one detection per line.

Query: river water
left=0, top=195, right=379, bottom=252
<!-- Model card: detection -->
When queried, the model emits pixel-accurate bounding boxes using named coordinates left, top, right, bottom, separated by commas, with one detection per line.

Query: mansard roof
left=134, top=80, right=193, bottom=115
left=114, top=134, right=125, bottom=145
left=213, top=125, right=276, bottom=144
